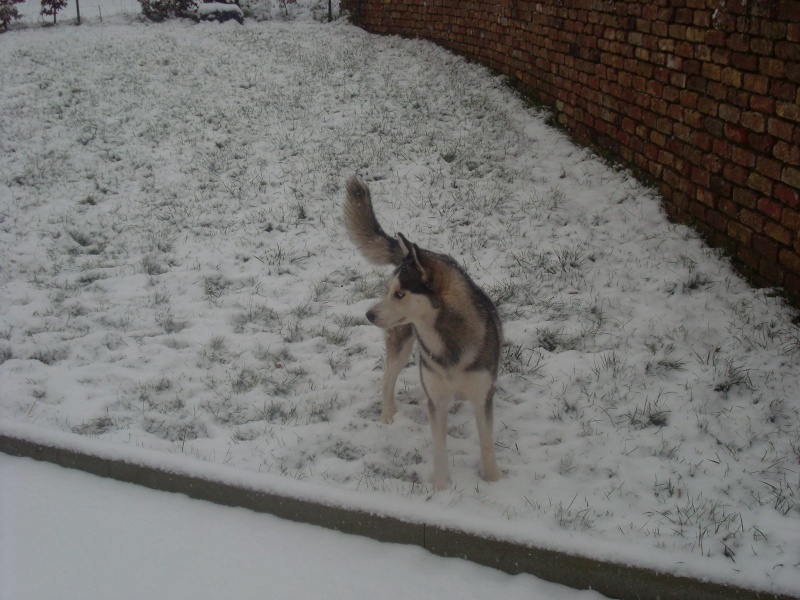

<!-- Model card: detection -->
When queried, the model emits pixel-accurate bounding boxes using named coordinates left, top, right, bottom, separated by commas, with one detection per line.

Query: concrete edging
left=1, top=432, right=795, bottom=600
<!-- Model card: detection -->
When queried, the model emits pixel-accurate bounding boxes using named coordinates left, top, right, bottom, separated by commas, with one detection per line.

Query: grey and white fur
left=344, top=176, right=502, bottom=489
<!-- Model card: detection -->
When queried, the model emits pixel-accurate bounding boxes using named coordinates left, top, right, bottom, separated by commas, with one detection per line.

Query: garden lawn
left=1, top=5, right=799, bottom=596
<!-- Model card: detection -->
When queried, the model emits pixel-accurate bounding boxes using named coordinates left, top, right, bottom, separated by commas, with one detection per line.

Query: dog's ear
left=397, top=232, right=412, bottom=258
left=396, top=233, right=428, bottom=281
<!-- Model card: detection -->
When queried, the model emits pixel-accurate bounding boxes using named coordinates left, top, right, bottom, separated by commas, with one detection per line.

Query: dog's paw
left=381, top=402, right=396, bottom=424
left=482, top=463, right=501, bottom=483
left=432, top=475, right=450, bottom=491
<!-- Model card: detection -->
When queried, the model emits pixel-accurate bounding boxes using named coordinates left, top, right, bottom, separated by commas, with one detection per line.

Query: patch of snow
left=0, top=3, right=798, bottom=597
left=0, top=453, right=608, bottom=600
left=196, top=3, right=243, bottom=16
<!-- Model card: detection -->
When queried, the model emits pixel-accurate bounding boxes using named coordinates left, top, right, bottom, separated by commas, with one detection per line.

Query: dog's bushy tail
left=344, top=177, right=404, bottom=266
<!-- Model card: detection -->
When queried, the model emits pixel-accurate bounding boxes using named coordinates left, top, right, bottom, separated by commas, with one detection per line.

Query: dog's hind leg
left=460, top=373, right=500, bottom=483
left=428, top=394, right=450, bottom=490
left=474, top=384, right=501, bottom=482
left=381, top=324, right=415, bottom=424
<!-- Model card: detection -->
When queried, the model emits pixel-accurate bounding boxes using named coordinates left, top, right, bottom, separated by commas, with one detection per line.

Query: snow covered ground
left=0, top=1, right=798, bottom=597
left=0, top=453, right=608, bottom=600
left=14, top=0, right=140, bottom=23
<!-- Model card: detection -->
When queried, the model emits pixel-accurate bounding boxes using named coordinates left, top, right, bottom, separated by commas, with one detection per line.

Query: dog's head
left=365, top=233, right=440, bottom=329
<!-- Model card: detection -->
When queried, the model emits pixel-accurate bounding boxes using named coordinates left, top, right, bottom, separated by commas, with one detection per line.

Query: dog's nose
left=366, top=310, right=375, bottom=323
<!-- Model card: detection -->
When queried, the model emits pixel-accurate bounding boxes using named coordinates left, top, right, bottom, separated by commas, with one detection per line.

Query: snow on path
left=0, top=453, right=608, bottom=600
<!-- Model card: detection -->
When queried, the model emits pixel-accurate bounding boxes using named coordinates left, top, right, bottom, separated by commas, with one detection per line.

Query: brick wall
left=340, top=0, right=800, bottom=306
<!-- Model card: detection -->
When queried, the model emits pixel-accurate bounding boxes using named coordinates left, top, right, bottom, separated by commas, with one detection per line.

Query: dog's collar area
left=417, top=335, right=457, bottom=369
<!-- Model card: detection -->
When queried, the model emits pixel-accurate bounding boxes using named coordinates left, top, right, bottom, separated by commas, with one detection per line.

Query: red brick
left=719, top=197, right=740, bottom=217
left=657, top=148, right=676, bottom=169
left=765, top=222, right=794, bottom=246
left=720, top=67, right=742, bottom=87
left=739, top=245, right=762, bottom=270
left=777, top=101, right=800, bottom=123
left=748, top=171, right=774, bottom=195
left=669, top=23, right=688, bottom=41
left=760, top=57, right=786, bottom=78
left=759, top=197, right=785, bottom=221
left=753, top=234, right=780, bottom=260
left=706, top=209, right=728, bottom=231
left=691, top=130, right=713, bottom=151
left=719, top=103, right=741, bottom=123
left=741, top=72, right=767, bottom=93
left=783, top=208, right=800, bottom=233
left=691, top=166, right=711, bottom=188
left=689, top=200, right=708, bottom=221
left=675, top=8, right=693, bottom=25
left=767, top=117, right=795, bottom=141
left=669, top=71, right=686, bottom=88
left=727, top=87, right=750, bottom=109
left=724, top=163, right=750, bottom=186
left=689, top=62, right=706, bottom=79
left=747, top=132, right=776, bottom=154
left=775, top=184, right=800, bottom=209
left=666, top=101, right=683, bottom=119
left=757, top=156, right=784, bottom=181
left=680, top=90, right=699, bottom=109
left=770, top=80, right=798, bottom=102
left=750, top=94, right=775, bottom=114
left=705, top=154, right=725, bottom=175
left=651, top=129, right=668, bottom=148
left=779, top=249, right=800, bottom=276
left=705, top=29, right=726, bottom=46
left=711, top=47, right=730, bottom=65
left=741, top=111, right=766, bottom=132
left=757, top=258, right=786, bottom=287
left=732, top=146, right=756, bottom=167
left=725, top=123, right=749, bottom=143
left=728, top=221, right=752, bottom=244
left=750, top=37, right=773, bottom=56
left=727, top=33, right=749, bottom=52
left=701, top=62, right=721, bottom=81
left=776, top=40, right=800, bottom=63
left=775, top=141, right=800, bottom=165
left=663, top=168, right=683, bottom=191
left=698, top=96, right=719, bottom=117
left=712, top=137, right=732, bottom=160
left=789, top=22, right=800, bottom=43
left=682, top=109, right=702, bottom=130
left=761, top=21, right=787, bottom=41
left=783, top=167, right=800, bottom=189
left=787, top=63, right=800, bottom=86
left=731, top=52, right=758, bottom=72
left=740, top=208, right=765, bottom=232
left=733, top=186, right=759, bottom=209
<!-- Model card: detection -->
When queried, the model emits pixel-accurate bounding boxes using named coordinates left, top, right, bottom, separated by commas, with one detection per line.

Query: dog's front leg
left=422, top=370, right=451, bottom=490
left=381, top=324, right=415, bottom=424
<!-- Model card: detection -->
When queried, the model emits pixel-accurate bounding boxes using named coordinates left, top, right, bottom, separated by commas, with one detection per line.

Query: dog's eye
left=394, top=291, right=405, bottom=300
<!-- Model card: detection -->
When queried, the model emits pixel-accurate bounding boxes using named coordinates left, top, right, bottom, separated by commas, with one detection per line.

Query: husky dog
left=344, top=177, right=502, bottom=489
